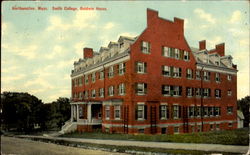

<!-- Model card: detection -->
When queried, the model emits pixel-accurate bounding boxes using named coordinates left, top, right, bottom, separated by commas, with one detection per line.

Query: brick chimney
left=215, top=43, right=225, bottom=56
left=147, top=8, right=158, bottom=28
left=199, top=40, right=206, bottom=50
left=83, top=48, right=93, bottom=59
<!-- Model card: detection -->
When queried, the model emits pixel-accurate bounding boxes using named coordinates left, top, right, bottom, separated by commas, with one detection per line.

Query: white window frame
left=188, top=106, right=195, bottom=117
left=91, top=89, right=96, bottom=98
left=173, top=67, right=181, bottom=78
left=119, top=83, right=125, bottom=95
left=175, top=49, right=180, bottom=59
left=187, top=69, right=192, bottom=79
left=137, top=105, right=145, bottom=120
left=85, top=75, right=89, bottom=84
left=137, top=62, right=146, bottom=74
left=196, top=70, right=201, bottom=80
left=203, top=88, right=210, bottom=97
left=119, top=63, right=126, bottom=75
left=187, top=87, right=193, bottom=97
left=162, top=85, right=170, bottom=96
left=99, top=88, right=104, bottom=98
left=160, top=105, right=168, bottom=120
left=227, top=90, right=232, bottom=96
left=215, top=73, right=220, bottom=82
left=215, top=89, right=221, bottom=98
left=108, top=86, right=114, bottom=96
left=105, top=106, right=110, bottom=120
left=99, top=70, right=104, bottom=80
left=136, top=83, right=146, bottom=95
left=114, top=105, right=121, bottom=120
left=162, top=66, right=170, bottom=77
left=227, top=106, right=233, bottom=115
left=92, top=72, right=96, bottom=82
left=173, top=105, right=179, bottom=119
left=108, top=66, right=114, bottom=78
left=162, top=46, right=170, bottom=57
left=184, top=51, right=190, bottom=61
left=227, top=74, right=232, bottom=81
left=203, top=71, right=210, bottom=81
left=141, top=41, right=150, bottom=54
left=173, top=86, right=180, bottom=96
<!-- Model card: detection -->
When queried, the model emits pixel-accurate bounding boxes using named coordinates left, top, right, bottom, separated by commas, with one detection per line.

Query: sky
left=1, top=1, right=249, bottom=103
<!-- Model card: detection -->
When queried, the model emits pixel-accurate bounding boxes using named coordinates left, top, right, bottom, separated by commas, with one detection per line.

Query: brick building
left=61, top=8, right=237, bottom=134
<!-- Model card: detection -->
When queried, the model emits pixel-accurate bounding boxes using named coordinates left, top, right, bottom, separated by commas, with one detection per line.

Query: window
left=173, top=105, right=179, bottom=119
left=136, top=62, right=147, bottom=73
left=174, top=127, right=179, bottom=134
left=99, top=70, right=104, bottom=80
left=108, top=66, right=114, bottom=78
left=203, top=71, right=210, bottom=81
left=119, top=83, right=125, bottom=95
left=215, top=73, right=220, bottom=82
left=79, top=92, right=83, bottom=99
left=173, top=86, right=181, bottom=96
left=85, top=75, right=89, bottom=84
left=196, top=106, right=201, bottom=117
left=214, top=107, right=220, bottom=116
left=141, top=41, right=150, bottom=54
left=173, top=67, right=182, bottom=78
left=105, top=106, right=110, bottom=119
left=208, top=107, right=214, bottom=117
left=79, top=77, right=82, bottom=86
left=175, top=49, right=180, bottom=59
left=162, top=85, right=170, bottom=96
left=84, top=91, right=88, bottom=99
left=228, top=122, right=233, bottom=127
left=136, top=83, right=147, bottom=95
left=227, top=107, right=233, bottom=114
left=160, top=105, right=168, bottom=119
left=188, top=106, right=195, bottom=117
left=203, top=107, right=208, bottom=117
left=216, top=124, right=220, bottom=131
left=227, top=75, right=232, bottom=81
left=92, top=72, right=96, bottom=82
left=215, top=61, right=220, bottom=66
left=137, top=105, right=145, bottom=120
left=162, top=66, right=170, bottom=76
left=215, top=89, right=221, bottom=98
left=119, top=63, right=126, bottom=75
left=186, top=87, right=193, bottom=97
left=196, top=70, right=201, bottom=79
left=184, top=51, right=190, bottom=61
left=186, top=69, right=193, bottom=79
left=203, top=88, right=210, bottom=97
left=162, top=46, right=170, bottom=57
left=108, top=86, right=114, bottom=96
left=227, top=90, right=232, bottom=96
left=99, top=88, right=104, bottom=97
left=195, top=88, right=201, bottom=97
left=114, top=105, right=121, bottom=119
left=91, top=89, right=96, bottom=98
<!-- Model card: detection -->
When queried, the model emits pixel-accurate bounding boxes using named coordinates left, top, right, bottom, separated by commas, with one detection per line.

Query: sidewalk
left=17, top=135, right=249, bottom=154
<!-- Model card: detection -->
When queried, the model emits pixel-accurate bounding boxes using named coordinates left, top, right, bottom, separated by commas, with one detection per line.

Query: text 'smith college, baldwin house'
left=61, top=8, right=238, bottom=135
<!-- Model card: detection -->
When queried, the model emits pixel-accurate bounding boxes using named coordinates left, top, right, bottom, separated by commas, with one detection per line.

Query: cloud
left=24, top=77, right=54, bottom=89
left=194, top=8, right=216, bottom=24
left=46, top=45, right=63, bottom=59
left=46, top=16, right=71, bottom=31
left=184, top=18, right=189, bottom=28
left=2, top=43, right=38, bottom=59
left=239, top=39, right=249, bottom=46
left=104, top=22, right=115, bottom=29
left=205, top=36, right=222, bottom=49
left=2, top=74, right=26, bottom=82
left=229, top=10, right=242, bottom=23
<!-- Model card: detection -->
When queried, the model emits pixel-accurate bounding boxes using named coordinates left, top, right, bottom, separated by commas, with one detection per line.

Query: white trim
left=104, top=55, right=130, bottom=68
left=197, top=65, right=237, bottom=75
left=137, top=102, right=145, bottom=105
left=84, top=66, right=103, bottom=75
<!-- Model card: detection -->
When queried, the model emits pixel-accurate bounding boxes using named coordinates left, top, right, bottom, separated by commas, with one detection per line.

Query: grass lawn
left=61, top=127, right=249, bottom=146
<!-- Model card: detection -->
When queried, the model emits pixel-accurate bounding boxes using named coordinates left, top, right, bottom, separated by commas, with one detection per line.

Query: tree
left=237, top=96, right=250, bottom=127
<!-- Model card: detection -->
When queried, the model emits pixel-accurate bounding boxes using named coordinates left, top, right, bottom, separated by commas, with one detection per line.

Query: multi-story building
left=61, top=8, right=237, bottom=134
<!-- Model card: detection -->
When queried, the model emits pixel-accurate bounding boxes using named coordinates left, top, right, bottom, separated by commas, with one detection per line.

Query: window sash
left=114, top=105, right=120, bottom=119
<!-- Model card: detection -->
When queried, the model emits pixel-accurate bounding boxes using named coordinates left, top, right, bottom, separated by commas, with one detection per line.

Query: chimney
left=147, top=8, right=158, bottom=28
left=199, top=40, right=206, bottom=50
left=83, top=48, right=93, bottom=59
left=174, top=17, right=184, bottom=34
left=215, top=43, right=225, bottom=56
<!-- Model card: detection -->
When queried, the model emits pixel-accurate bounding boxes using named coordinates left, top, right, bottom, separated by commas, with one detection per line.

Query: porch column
left=87, top=104, right=92, bottom=122
left=70, top=105, right=73, bottom=122
left=76, top=104, right=79, bottom=121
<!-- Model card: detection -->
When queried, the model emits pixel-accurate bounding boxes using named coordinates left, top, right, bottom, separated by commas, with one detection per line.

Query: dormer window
left=215, top=61, right=219, bottom=66
left=120, top=42, right=124, bottom=48
left=141, top=41, right=150, bottom=54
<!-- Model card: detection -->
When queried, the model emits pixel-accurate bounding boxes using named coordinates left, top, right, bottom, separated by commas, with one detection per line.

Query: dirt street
left=1, top=136, right=127, bottom=155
